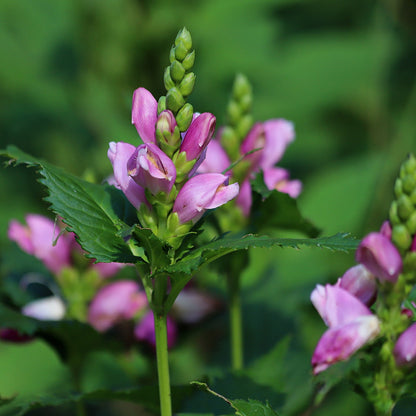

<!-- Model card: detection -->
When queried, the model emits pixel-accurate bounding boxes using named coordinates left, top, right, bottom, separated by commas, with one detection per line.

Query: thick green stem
left=154, top=312, right=172, bottom=416
left=227, top=273, right=243, bottom=370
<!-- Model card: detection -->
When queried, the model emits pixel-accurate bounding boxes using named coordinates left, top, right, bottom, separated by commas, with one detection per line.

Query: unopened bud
left=166, top=87, right=185, bottom=113
left=235, top=114, right=254, bottom=140
left=175, top=27, right=192, bottom=50
left=182, top=50, right=195, bottom=71
left=395, top=179, right=403, bottom=198
left=179, top=72, right=196, bottom=97
left=407, top=211, right=416, bottom=235
left=240, top=94, right=252, bottom=113
left=410, top=189, right=416, bottom=205
left=158, top=96, right=167, bottom=114
left=174, top=40, right=188, bottom=61
left=397, top=194, right=414, bottom=221
left=164, top=67, right=175, bottom=90
left=176, top=103, right=193, bottom=132
left=233, top=74, right=252, bottom=100
left=227, top=101, right=241, bottom=125
left=220, top=126, right=240, bottom=160
left=403, top=174, right=416, bottom=195
left=390, top=201, right=400, bottom=225
left=392, top=224, right=412, bottom=251
left=169, top=47, right=176, bottom=64
left=403, top=154, right=416, bottom=174
left=170, top=61, right=185, bottom=83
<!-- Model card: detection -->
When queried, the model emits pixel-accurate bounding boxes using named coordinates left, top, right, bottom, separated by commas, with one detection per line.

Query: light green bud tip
left=392, top=224, right=412, bottom=251
left=166, top=87, right=185, bottom=113
left=233, top=73, right=252, bottom=101
left=176, top=103, right=194, bottom=132
left=175, top=27, right=192, bottom=51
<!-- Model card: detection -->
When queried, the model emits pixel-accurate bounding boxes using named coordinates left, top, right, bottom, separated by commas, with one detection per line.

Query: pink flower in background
left=127, top=143, right=177, bottom=195
left=263, top=167, right=302, bottom=198
left=173, top=173, right=239, bottom=223
left=88, top=280, right=147, bottom=332
left=356, top=232, right=402, bottom=283
left=134, top=311, right=177, bottom=349
left=8, top=214, right=72, bottom=275
left=197, top=138, right=231, bottom=175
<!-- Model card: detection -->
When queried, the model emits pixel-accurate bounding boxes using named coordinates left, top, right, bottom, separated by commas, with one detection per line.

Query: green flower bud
left=158, top=96, right=167, bottom=114
left=389, top=201, right=400, bottom=225
left=169, top=46, right=176, bottom=64
left=176, top=103, right=193, bottom=132
left=235, top=114, right=254, bottom=140
left=182, top=50, right=195, bottom=71
left=179, top=72, right=196, bottom=97
left=174, top=40, right=188, bottom=61
left=402, top=174, right=416, bottom=195
left=239, top=94, right=252, bottom=113
left=397, top=194, right=414, bottom=221
left=164, top=67, right=175, bottom=90
left=410, top=188, right=416, bottom=205
left=170, top=60, right=185, bottom=83
left=166, top=87, right=185, bottom=113
left=392, top=224, right=412, bottom=251
left=233, top=74, right=252, bottom=101
left=227, top=101, right=241, bottom=125
left=220, top=126, right=240, bottom=161
left=403, top=252, right=416, bottom=273
left=394, top=178, right=403, bottom=198
left=175, top=27, right=192, bottom=51
left=403, top=154, right=416, bottom=174
left=406, top=211, right=416, bottom=235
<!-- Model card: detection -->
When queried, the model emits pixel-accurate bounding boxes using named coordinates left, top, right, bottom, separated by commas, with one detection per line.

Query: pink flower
left=263, top=167, right=302, bottom=198
left=394, top=323, right=416, bottom=366
left=8, top=215, right=72, bottom=275
left=108, top=141, right=147, bottom=209
left=134, top=311, right=177, bottom=349
left=356, top=232, right=402, bottom=283
left=127, top=143, right=176, bottom=195
left=312, top=315, right=380, bottom=374
left=132, top=87, right=158, bottom=145
left=179, top=113, right=216, bottom=162
left=311, top=284, right=380, bottom=374
left=235, top=179, right=252, bottom=217
left=88, top=281, right=147, bottom=332
left=337, top=264, right=377, bottom=306
left=173, top=173, right=239, bottom=223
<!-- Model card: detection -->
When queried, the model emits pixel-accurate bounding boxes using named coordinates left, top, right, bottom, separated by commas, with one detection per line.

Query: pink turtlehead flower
left=173, top=173, right=239, bottom=224
left=8, top=215, right=72, bottom=275
left=108, top=141, right=147, bottom=209
left=235, top=179, right=252, bottom=217
left=356, top=232, right=402, bottom=283
left=311, top=284, right=380, bottom=374
left=394, top=323, right=416, bottom=367
left=312, top=315, right=380, bottom=374
left=337, top=264, right=377, bottom=306
left=134, top=311, right=177, bottom=349
left=380, top=220, right=392, bottom=240
left=127, top=143, right=176, bottom=195
left=132, top=87, right=158, bottom=145
left=263, top=167, right=302, bottom=198
left=179, top=112, right=216, bottom=162
left=88, top=280, right=147, bottom=332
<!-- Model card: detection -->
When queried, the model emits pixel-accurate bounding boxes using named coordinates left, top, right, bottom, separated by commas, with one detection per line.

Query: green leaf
left=0, top=145, right=139, bottom=263
left=191, top=382, right=279, bottom=416
left=163, top=232, right=359, bottom=275
left=251, top=174, right=320, bottom=237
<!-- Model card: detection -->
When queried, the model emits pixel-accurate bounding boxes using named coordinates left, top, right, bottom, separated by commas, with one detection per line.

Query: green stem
left=227, top=273, right=243, bottom=370
left=154, top=312, right=173, bottom=416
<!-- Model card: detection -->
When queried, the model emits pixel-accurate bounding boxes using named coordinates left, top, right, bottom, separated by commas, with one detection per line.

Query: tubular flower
left=263, top=167, right=302, bottom=198
left=8, top=214, right=72, bottom=275
left=197, top=137, right=231, bottom=176
left=311, top=284, right=380, bottom=374
left=127, top=143, right=177, bottom=195
left=108, top=141, right=147, bottom=209
left=394, top=323, right=416, bottom=367
left=173, top=173, right=239, bottom=224
left=337, top=264, right=377, bottom=306
left=132, top=87, right=158, bottom=145
left=88, top=280, right=147, bottom=332
left=179, top=112, right=216, bottom=162
left=356, top=232, right=402, bottom=283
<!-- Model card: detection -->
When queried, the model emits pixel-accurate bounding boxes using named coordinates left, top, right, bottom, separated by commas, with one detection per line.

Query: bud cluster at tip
left=158, top=27, right=196, bottom=133
left=221, top=74, right=254, bottom=161
left=389, top=154, right=416, bottom=254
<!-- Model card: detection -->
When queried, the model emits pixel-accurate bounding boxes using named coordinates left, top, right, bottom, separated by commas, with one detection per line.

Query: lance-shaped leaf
left=0, top=146, right=140, bottom=264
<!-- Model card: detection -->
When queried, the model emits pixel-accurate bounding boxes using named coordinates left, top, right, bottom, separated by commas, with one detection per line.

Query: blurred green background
left=0, top=0, right=416, bottom=414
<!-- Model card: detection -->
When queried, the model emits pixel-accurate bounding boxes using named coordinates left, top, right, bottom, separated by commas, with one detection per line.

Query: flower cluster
left=197, top=74, right=301, bottom=219
left=311, top=155, right=416, bottom=381
left=108, top=30, right=238, bottom=248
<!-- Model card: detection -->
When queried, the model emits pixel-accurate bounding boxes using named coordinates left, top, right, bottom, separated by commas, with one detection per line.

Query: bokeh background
left=0, top=0, right=416, bottom=414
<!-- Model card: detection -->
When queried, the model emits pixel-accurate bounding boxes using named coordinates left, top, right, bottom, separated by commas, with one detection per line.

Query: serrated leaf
left=163, top=232, right=359, bottom=275
left=191, top=382, right=279, bottom=416
left=1, top=145, right=140, bottom=263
